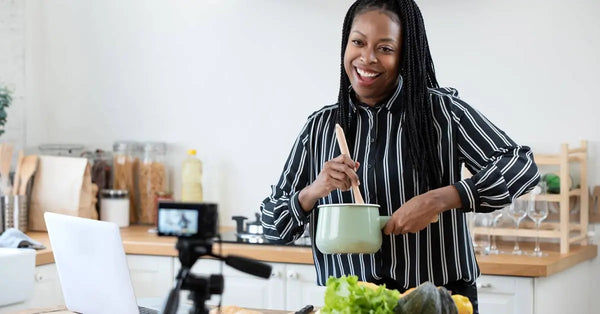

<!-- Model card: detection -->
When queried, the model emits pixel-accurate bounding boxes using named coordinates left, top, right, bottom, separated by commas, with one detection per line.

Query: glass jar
left=82, top=149, right=114, bottom=216
left=112, top=141, right=140, bottom=224
left=100, top=189, right=130, bottom=227
left=137, top=142, right=168, bottom=225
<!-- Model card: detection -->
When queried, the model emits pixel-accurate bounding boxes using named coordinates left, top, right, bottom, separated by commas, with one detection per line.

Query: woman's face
left=344, top=9, right=402, bottom=107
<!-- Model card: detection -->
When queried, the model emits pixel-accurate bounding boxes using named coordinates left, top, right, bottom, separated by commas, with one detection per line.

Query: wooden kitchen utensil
left=12, top=150, right=23, bottom=195
left=17, top=155, right=38, bottom=195
left=0, top=143, right=14, bottom=194
left=335, top=123, right=365, bottom=204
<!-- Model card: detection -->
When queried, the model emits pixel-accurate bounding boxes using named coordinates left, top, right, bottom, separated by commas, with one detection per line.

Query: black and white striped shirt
left=260, top=78, right=540, bottom=288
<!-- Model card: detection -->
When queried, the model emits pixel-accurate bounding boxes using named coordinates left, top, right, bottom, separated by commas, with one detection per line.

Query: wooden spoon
left=335, top=124, right=365, bottom=204
left=17, top=155, right=38, bottom=195
left=12, top=150, right=24, bottom=195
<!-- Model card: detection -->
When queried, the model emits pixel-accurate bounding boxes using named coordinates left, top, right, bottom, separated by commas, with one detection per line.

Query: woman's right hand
left=298, top=154, right=360, bottom=211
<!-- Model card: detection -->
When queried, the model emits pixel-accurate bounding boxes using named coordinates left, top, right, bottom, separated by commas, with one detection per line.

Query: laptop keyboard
left=139, top=306, right=159, bottom=314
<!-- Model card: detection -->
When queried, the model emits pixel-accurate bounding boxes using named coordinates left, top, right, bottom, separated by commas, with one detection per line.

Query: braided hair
left=336, top=0, right=442, bottom=190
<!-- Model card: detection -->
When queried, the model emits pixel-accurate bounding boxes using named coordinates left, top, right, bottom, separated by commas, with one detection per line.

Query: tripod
left=163, top=237, right=272, bottom=314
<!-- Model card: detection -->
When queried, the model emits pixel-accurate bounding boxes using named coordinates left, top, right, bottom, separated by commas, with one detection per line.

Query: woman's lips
left=354, top=67, right=381, bottom=86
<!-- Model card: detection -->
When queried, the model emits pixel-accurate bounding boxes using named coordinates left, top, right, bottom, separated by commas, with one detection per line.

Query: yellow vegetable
left=400, top=287, right=416, bottom=297
left=356, top=281, right=380, bottom=291
left=451, top=294, right=473, bottom=314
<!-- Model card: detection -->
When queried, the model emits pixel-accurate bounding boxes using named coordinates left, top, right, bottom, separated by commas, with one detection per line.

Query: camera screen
left=157, top=208, right=199, bottom=237
left=157, top=202, right=218, bottom=238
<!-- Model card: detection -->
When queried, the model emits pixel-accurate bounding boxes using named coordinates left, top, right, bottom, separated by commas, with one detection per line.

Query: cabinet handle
left=287, top=271, right=299, bottom=280
left=476, top=282, right=492, bottom=289
left=271, top=270, right=282, bottom=278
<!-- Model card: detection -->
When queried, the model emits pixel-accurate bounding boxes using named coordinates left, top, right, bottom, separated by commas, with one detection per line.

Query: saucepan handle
left=379, top=216, right=391, bottom=229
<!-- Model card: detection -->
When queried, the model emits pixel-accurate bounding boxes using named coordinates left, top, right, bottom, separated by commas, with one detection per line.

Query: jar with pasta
left=113, top=141, right=140, bottom=224
left=138, top=142, right=168, bottom=225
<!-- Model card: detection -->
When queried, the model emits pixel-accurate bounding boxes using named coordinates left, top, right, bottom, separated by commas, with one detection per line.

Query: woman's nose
left=360, top=49, right=378, bottom=64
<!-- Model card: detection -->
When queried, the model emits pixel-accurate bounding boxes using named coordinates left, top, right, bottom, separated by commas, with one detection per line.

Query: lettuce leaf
left=320, top=275, right=401, bottom=314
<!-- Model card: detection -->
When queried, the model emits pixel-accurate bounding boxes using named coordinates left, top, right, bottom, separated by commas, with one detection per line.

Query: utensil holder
left=1, top=195, right=28, bottom=233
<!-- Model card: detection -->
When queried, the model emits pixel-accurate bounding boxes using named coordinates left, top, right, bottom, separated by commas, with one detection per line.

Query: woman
left=260, top=1, right=539, bottom=312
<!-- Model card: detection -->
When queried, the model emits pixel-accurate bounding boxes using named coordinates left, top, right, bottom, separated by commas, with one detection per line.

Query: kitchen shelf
left=471, top=140, right=589, bottom=254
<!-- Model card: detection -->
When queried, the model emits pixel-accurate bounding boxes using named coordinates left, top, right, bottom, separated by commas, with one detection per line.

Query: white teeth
left=356, top=68, right=379, bottom=78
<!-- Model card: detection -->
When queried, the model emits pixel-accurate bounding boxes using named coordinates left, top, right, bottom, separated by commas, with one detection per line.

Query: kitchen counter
left=27, top=225, right=597, bottom=277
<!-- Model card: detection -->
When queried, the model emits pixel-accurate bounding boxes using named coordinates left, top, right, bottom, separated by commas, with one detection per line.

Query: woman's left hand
left=383, top=186, right=462, bottom=235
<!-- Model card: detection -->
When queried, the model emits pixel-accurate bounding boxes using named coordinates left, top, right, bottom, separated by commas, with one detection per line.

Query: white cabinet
left=533, top=259, right=592, bottom=314
left=0, top=264, right=64, bottom=314
left=30, top=264, right=65, bottom=309
left=477, top=275, right=533, bottom=314
left=126, top=255, right=174, bottom=299
left=285, top=264, right=326, bottom=311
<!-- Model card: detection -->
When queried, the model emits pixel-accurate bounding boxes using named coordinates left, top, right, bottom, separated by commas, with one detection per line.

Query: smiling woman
left=260, top=1, right=540, bottom=314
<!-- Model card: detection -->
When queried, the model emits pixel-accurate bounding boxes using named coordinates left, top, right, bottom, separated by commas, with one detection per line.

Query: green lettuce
left=320, top=275, right=401, bottom=314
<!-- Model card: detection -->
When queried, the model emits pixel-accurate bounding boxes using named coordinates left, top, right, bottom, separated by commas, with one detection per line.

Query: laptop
left=44, top=212, right=159, bottom=314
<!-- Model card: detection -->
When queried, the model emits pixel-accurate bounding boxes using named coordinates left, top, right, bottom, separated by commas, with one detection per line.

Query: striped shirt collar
left=349, top=74, right=404, bottom=113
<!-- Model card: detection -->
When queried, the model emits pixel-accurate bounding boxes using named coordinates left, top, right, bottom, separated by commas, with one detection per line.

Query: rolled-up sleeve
left=450, top=96, right=540, bottom=213
left=260, top=120, right=313, bottom=243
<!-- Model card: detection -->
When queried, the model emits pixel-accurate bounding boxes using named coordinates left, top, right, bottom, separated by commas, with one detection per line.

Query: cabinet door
left=533, top=259, right=592, bottom=314
left=284, top=264, right=326, bottom=311
left=175, top=258, right=286, bottom=310
left=126, top=255, right=174, bottom=298
left=477, top=275, right=533, bottom=314
left=0, top=264, right=64, bottom=313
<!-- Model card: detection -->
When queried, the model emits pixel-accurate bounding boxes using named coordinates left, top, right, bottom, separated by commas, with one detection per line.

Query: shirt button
left=368, top=163, right=374, bottom=169
left=370, top=137, right=375, bottom=143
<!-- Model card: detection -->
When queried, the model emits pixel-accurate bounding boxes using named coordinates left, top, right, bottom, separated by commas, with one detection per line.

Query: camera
left=157, top=202, right=218, bottom=239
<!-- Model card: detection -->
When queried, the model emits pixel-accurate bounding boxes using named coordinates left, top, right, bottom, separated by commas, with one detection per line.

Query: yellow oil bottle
left=181, top=149, right=203, bottom=202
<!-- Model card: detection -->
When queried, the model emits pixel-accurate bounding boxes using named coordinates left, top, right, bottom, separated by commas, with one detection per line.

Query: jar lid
left=113, top=141, right=141, bottom=153
left=100, top=189, right=129, bottom=198
left=39, top=144, right=85, bottom=156
left=142, top=142, right=167, bottom=153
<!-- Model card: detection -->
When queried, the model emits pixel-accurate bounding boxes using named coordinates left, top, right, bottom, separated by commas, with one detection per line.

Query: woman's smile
left=354, top=66, right=383, bottom=87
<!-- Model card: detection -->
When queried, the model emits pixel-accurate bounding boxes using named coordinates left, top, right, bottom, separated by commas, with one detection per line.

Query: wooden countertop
left=28, top=225, right=597, bottom=277
left=28, top=225, right=315, bottom=266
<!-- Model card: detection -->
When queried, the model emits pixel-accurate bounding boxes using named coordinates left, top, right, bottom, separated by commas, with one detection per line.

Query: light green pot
left=315, top=204, right=390, bottom=254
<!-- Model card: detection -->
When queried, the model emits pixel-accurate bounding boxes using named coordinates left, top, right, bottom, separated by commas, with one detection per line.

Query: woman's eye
left=380, top=46, right=394, bottom=53
left=352, top=39, right=364, bottom=46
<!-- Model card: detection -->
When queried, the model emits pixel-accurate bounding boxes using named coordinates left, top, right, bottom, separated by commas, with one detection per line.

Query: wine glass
left=468, top=212, right=490, bottom=255
left=466, top=212, right=478, bottom=249
left=488, top=210, right=503, bottom=254
left=505, top=200, right=527, bottom=255
left=527, top=183, right=549, bottom=257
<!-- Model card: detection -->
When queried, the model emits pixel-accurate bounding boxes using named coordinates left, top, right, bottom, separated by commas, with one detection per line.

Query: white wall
left=0, top=0, right=26, bottom=153
left=19, top=0, right=600, bottom=225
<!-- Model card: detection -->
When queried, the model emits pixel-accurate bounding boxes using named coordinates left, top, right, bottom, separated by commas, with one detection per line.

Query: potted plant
left=0, top=86, right=11, bottom=136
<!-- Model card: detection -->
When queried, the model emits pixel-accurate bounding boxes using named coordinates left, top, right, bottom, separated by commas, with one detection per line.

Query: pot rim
left=317, top=203, right=380, bottom=208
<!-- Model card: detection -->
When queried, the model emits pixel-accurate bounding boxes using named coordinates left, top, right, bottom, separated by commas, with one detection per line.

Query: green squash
left=395, top=282, right=458, bottom=314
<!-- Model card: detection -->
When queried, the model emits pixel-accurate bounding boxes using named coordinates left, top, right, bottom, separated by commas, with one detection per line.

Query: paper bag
left=28, top=156, right=98, bottom=231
